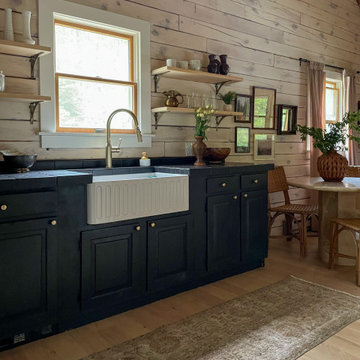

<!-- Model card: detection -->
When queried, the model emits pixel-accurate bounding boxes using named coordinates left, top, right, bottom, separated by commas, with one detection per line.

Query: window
left=325, top=81, right=340, bottom=124
left=38, top=0, right=151, bottom=149
left=55, top=21, right=136, bottom=133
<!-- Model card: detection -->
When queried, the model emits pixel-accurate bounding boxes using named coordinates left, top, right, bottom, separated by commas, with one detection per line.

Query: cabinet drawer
left=0, top=191, right=57, bottom=220
left=241, top=173, right=267, bottom=190
left=207, top=176, right=238, bottom=194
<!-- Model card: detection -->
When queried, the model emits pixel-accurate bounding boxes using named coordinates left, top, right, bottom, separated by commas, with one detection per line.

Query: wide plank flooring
left=2, top=236, right=360, bottom=360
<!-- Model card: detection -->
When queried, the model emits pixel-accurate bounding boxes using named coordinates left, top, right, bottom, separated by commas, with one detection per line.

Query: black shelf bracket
left=215, top=115, right=227, bottom=128
left=214, top=81, right=232, bottom=95
left=154, top=75, right=160, bottom=93
left=29, top=53, right=42, bottom=79
left=29, top=101, right=41, bottom=124
left=154, top=112, right=163, bottom=129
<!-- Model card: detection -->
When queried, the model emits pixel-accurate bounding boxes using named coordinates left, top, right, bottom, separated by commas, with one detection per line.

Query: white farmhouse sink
left=87, top=172, right=189, bottom=224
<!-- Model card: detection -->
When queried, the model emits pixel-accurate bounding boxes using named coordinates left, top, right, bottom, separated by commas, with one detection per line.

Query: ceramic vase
left=317, top=150, right=348, bottom=182
left=4, top=8, right=14, bottom=41
left=22, top=10, right=35, bottom=45
left=207, top=54, right=220, bottom=74
left=219, top=54, right=230, bottom=75
left=192, top=136, right=207, bottom=166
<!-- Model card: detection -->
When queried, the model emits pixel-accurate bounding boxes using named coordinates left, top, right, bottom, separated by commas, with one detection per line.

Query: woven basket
left=317, top=150, right=348, bottom=182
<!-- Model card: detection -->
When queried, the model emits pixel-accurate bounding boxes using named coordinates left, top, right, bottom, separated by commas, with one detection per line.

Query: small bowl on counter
left=204, top=148, right=231, bottom=164
left=1, top=152, right=38, bottom=173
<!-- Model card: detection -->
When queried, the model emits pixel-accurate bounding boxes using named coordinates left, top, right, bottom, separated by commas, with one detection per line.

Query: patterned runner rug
left=82, top=277, right=360, bottom=360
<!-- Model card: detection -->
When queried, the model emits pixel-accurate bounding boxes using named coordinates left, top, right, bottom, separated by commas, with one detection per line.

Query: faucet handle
left=112, top=138, right=122, bottom=153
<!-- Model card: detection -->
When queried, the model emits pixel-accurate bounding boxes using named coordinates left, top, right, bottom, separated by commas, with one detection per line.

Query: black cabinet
left=0, top=218, right=57, bottom=338
left=148, top=215, right=193, bottom=292
left=207, top=194, right=241, bottom=273
left=241, top=190, right=268, bottom=262
left=81, top=224, right=146, bottom=311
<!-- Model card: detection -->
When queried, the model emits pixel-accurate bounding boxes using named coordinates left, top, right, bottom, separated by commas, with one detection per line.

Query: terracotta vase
left=192, top=136, right=207, bottom=166
left=207, top=54, right=220, bottom=74
left=317, top=150, right=348, bottom=182
left=219, top=54, right=230, bottom=75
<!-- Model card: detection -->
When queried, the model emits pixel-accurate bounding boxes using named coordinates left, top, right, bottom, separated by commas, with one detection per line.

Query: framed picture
left=277, top=105, right=298, bottom=135
left=235, top=127, right=250, bottom=153
left=252, top=87, right=276, bottom=129
left=254, top=134, right=275, bottom=160
left=234, top=94, right=252, bottom=123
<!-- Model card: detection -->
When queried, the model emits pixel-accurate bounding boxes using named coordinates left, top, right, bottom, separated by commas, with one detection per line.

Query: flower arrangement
left=297, top=111, right=360, bottom=154
left=194, top=105, right=215, bottom=139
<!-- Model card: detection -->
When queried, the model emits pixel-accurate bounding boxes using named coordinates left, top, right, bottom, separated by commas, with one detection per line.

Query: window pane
left=58, top=76, right=134, bottom=130
left=55, top=23, right=131, bottom=81
left=326, top=88, right=338, bottom=122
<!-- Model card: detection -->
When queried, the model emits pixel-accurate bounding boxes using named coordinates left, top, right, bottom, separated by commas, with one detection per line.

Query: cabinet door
left=241, top=190, right=268, bottom=262
left=207, top=194, right=240, bottom=273
left=0, top=218, right=57, bottom=338
left=81, top=224, right=146, bottom=311
left=148, top=215, right=193, bottom=293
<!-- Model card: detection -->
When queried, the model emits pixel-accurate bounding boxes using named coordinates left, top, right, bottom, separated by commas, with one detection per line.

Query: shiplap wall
left=1, top=0, right=360, bottom=234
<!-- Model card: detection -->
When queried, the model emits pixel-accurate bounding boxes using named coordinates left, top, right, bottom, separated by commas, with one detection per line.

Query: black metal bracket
left=215, top=115, right=227, bottom=128
left=154, top=113, right=163, bottom=129
left=154, top=75, right=160, bottom=93
left=29, top=101, right=41, bottom=124
left=214, top=81, right=232, bottom=95
left=29, top=53, right=42, bottom=79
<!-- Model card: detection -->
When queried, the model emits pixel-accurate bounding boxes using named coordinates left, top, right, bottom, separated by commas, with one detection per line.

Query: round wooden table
left=287, top=177, right=360, bottom=266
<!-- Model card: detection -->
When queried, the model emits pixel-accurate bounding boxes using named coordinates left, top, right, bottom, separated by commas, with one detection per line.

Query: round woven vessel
left=317, top=150, right=348, bottom=182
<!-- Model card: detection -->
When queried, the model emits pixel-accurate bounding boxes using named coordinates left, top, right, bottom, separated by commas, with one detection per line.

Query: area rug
left=82, top=277, right=360, bottom=360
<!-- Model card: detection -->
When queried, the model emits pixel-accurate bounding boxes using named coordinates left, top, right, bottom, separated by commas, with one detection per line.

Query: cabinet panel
left=148, top=215, right=193, bottom=292
left=207, top=176, right=238, bottom=195
left=241, top=190, right=268, bottom=262
left=81, top=224, right=146, bottom=311
left=207, top=194, right=240, bottom=273
left=0, top=218, right=57, bottom=337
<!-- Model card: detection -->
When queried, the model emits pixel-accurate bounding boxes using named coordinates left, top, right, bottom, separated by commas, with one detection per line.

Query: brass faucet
left=105, top=109, right=143, bottom=168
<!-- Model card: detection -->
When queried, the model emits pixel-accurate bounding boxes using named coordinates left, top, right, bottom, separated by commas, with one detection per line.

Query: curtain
left=344, top=72, right=358, bottom=165
left=307, top=62, right=326, bottom=176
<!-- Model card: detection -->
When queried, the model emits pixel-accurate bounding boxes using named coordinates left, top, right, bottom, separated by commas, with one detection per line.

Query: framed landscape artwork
left=235, top=127, right=250, bottom=153
left=254, top=134, right=275, bottom=160
left=234, top=94, right=252, bottom=123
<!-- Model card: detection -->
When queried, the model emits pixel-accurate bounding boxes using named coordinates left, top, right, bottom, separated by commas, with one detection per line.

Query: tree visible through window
left=55, top=20, right=136, bottom=133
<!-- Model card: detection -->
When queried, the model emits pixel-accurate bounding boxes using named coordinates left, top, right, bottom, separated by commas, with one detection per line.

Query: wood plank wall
left=1, top=0, right=360, bottom=234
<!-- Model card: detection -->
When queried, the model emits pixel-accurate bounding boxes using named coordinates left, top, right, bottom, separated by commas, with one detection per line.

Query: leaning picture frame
left=254, top=134, right=275, bottom=160
left=234, top=94, right=252, bottom=123
left=235, top=127, right=250, bottom=153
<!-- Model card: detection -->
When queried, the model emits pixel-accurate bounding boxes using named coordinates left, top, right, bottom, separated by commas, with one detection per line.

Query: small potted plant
left=297, top=111, right=360, bottom=182
left=219, top=91, right=236, bottom=111
left=193, top=105, right=214, bottom=166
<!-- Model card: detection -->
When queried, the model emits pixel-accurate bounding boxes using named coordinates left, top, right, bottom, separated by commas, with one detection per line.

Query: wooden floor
left=3, top=237, right=360, bottom=360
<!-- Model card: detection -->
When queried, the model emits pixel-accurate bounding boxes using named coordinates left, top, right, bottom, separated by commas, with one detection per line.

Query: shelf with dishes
left=152, top=66, right=243, bottom=94
left=151, top=106, right=243, bottom=129
left=0, top=93, right=52, bottom=123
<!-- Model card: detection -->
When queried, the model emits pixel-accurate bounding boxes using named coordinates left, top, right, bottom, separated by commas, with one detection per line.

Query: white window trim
left=38, top=0, right=152, bottom=149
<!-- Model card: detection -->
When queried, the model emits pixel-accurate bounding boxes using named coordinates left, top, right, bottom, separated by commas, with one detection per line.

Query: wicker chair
left=345, top=166, right=360, bottom=177
left=268, top=166, right=318, bottom=257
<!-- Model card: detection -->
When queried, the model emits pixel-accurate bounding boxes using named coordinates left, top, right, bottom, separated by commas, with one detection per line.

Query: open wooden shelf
left=152, top=106, right=243, bottom=128
left=0, top=92, right=51, bottom=103
left=0, top=39, right=51, bottom=58
left=152, top=66, right=243, bottom=84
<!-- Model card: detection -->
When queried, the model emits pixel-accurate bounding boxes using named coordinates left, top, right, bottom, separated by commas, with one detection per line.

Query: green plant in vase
left=219, top=91, right=236, bottom=111
left=193, top=105, right=214, bottom=166
left=297, top=111, right=360, bottom=181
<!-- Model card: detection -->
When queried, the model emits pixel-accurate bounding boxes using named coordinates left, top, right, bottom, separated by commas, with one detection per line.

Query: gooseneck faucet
left=106, top=109, right=143, bottom=168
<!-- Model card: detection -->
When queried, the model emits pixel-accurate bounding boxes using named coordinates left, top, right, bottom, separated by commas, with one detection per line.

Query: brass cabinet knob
left=233, top=195, right=238, bottom=200
left=243, top=193, right=248, bottom=198
left=221, top=182, right=227, bottom=188
left=150, top=222, right=156, bottom=228
left=50, top=220, right=57, bottom=226
left=253, top=179, right=259, bottom=184
left=135, top=225, right=141, bottom=231
left=1, top=204, right=7, bottom=211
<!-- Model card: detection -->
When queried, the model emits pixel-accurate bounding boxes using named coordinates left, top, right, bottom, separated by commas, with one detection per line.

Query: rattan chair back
left=345, top=166, right=360, bottom=178
left=268, top=166, right=290, bottom=204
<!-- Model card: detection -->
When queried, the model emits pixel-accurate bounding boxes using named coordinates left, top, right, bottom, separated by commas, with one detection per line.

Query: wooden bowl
left=204, top=148, right=231, bottom=163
